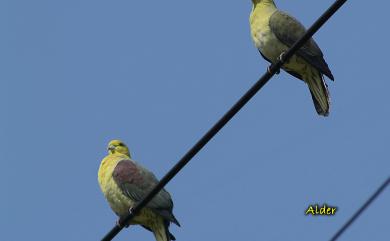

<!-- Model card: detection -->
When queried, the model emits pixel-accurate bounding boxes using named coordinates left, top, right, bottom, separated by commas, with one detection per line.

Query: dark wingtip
left=172, top=217, right=181, bottom=227
left=324, top=69, right=334, bottom=81
left=328, top=72, right=335, bottom=81
left=323, top=67, right=334, bottom=81
left=169, top=232, right=176, bottom=240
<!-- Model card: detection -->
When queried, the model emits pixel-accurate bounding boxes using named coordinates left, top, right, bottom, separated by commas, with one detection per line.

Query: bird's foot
left=116, top=208, right=134, bottom=228
left=278, top=52, right=286, bottom=63
left=128, top=207, right=135, bottom=215
left=116, top=207, right=133, bottom=228
left=267, top=66, right=280, bottom=75
left=116, top=217, right=130, bottom=228
left=267, top=52, right=286, bottom=74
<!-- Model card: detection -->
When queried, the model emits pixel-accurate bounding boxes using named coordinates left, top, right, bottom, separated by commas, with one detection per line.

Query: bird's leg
left=267, top=65, right=280, bottom=75
left=268, top=51, right=286, bottom=74
left=278, top=51, right=286, bottom=63
left=116, top=208, right=135, bottom=228
left=128, top=207, right=134, bottom=215
left=116, top=217, right=130, bottom=228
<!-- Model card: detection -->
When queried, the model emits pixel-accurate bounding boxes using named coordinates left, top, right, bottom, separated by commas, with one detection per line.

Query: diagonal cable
left=329, top=177, right=390, bottom=241
left=101, top=0, right=348, bottom=240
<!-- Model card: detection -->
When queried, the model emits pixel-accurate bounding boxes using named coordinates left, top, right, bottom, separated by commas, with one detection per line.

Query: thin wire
left=329, top=177, right=390, bottom=241
left=101, top=0, right=348, bottom=240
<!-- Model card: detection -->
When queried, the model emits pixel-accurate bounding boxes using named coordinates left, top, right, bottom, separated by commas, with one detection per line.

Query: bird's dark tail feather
left=142, top=223, right=176, bottom=241
left=164, top=220, right=176, bottom=241
left=307, top=70, right=330, bottom=116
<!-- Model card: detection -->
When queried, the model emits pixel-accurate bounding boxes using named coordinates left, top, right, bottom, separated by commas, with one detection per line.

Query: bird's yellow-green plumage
left=98, top=141, right=133, bottom=217
left=98, top=140, right=179, bottom=241
left=250, top=0, right=334, bottom=116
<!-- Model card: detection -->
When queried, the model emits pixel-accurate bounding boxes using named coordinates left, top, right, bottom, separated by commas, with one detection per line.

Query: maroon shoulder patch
left=112, top=160, right=141, bottom=185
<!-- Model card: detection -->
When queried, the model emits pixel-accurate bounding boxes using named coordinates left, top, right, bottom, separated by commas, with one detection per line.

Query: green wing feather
left=269, top=11, right=334, bottom=80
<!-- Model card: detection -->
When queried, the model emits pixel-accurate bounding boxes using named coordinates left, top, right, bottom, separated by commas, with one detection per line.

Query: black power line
left=330, top=177, right=390, bottom=241
left=101, top=0, right=348, bottom=240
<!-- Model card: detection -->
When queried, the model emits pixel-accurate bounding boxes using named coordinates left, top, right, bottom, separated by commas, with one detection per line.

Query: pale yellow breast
left=250, top=5, right=287, bottom=62
left=250, top=7, right=271, bottom=47
left=98, top=154, right=133, bottom=217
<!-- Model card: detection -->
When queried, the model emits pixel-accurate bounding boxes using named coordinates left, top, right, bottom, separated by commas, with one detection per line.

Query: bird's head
left=251, top=0, right=275, bottom=5
left=107, top=139, right=131, bottom=157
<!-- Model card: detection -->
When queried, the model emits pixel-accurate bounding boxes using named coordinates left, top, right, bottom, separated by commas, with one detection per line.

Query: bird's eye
left=118, top=143, right=124, bottom=147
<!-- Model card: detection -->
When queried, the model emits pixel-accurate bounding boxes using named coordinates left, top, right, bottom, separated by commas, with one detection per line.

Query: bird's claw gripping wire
left=116, top=208, right=134, bottom=228
left=267, top=66, right=280, bottom=74
left=116, top=218, right=130, bottom=229
left=267, top=51, right=286, bottom=74
left=278, top=51, right=286, bottom=63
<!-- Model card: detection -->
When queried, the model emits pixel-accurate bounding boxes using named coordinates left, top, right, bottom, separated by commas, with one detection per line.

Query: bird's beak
left=108, top=145, right=115, bottom=152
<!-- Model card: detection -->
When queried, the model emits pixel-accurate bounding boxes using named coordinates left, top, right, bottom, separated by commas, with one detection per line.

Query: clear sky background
left=1, top=1, right=389, bottom=241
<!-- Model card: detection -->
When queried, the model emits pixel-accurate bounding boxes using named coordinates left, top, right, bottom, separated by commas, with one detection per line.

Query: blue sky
left=1, top=1, right=389, bottom=240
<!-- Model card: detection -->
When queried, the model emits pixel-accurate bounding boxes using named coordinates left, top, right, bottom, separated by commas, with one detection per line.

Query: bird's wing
left=113, top=159, right=180, bottom=226
left=269, top=11, right=334, bottom=80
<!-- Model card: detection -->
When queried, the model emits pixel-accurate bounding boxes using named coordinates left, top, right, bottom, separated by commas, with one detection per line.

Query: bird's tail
left=305, top=69, right=330, bottom=116
left=151, top=218, right=175, bottom=241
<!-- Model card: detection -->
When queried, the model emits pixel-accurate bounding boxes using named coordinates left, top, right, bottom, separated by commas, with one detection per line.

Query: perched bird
left=250, top=0, right=334, bottom=116
left=98, top=140, right=180, bottom=241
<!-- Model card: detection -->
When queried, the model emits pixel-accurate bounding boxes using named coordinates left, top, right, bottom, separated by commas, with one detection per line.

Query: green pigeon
left=98, top=140, right=180, bottom=241
left=250, top=0, right=334, bottom=116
